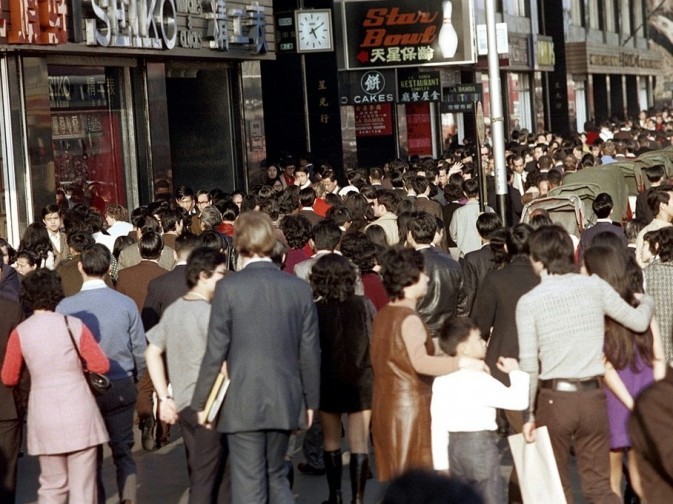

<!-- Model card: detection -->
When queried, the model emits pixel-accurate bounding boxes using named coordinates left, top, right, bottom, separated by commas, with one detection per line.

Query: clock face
left=296, top=10, right=333, bottom=52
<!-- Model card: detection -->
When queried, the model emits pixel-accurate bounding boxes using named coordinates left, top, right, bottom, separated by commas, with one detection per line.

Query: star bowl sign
left=340, top=0, right=475, bottom=70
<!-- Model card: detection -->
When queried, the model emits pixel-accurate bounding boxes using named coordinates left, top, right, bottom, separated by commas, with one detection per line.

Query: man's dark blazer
left=299, top=209, right=324, bottom=228
left=577, top=221, right=627, bottom=262
left=414, top=197, right=443, bottom=220
left=0, top=264, right=20, bottom=303
left=116, top=260, right=167, bottom=314
left=635, top=187, right=655, bottom=224
left=56, top=254, right=113, bottom=297
left=461, top=244, right=496, bottom=316
left=191, top=261, right=320, bottom=433
left=141, top=264, right=189, bottom=330
left=416, top=247, right=466, bottom=336
left=471, top=256, right=540, bottom=386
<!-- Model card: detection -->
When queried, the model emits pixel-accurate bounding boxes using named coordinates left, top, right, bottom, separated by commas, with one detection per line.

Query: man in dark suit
left=460, top=213, right=504, bottom=316
left=0, top=296, right=24, bottom=502
left=116, top=231, right=171, bottom=450
left=192, top=211, right=320, bottom=504
left=298, top=187, right=324, bottom=227
left=56, top=231, right=115, bottom=297
left=407, top=211, right=466, bottom=334
left=577, top=193, right=627, bottom=262
left=471, top=224, right=539, bottom=503
left=412, top=175, right=443, bottom=219
left=635, top=164, right=665, bottom=224
left=142, top=233, right=200, bottom=330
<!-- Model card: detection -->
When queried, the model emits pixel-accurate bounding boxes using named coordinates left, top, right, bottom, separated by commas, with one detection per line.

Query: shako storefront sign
left=0, top=0, right=271, bottom=55
left=341, top=0, right=475, bottom=70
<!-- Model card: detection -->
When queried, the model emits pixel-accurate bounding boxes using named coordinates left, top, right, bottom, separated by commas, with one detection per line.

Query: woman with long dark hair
left=583, top=245, right=666, bottom=498
left=310, top=254, right=373, bottom=504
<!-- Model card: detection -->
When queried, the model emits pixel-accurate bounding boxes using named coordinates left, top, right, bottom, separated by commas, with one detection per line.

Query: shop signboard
left=339, top=69, right=397, bottom=105
left=397, top=69, right=441, bottom=103
left=341, top=0, right=475, bottom=70
left=441, top=83, right=482, bottom=113
left=0, top=0, right=273, bottom=57
left=355, top=103, right=393, bottom=137
left=405, top=102, right=433, bottom=156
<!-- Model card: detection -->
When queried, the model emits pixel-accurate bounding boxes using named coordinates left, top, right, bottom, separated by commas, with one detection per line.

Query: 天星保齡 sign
left=341, top=0, right=475, bottom=70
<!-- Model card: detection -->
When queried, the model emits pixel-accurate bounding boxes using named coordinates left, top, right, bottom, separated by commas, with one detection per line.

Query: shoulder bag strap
left=64, top=315, right=88, bottom=371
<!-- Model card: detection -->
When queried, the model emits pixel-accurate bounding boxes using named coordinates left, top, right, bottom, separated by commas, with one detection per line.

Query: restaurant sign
left=341, top=0, right=475, bottom=70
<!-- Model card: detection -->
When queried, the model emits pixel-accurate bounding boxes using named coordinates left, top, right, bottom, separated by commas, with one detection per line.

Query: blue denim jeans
left=449, top=430, right=504, bottom=504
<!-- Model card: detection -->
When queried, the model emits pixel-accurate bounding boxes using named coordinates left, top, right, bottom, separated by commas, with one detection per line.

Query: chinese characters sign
left=355, top=103, right=392, bottom=137
left=397, top=69, right=441, bottom=103
left=341, top=0, right=475, bottom=70
left=339, top=69, right=397, bottom=105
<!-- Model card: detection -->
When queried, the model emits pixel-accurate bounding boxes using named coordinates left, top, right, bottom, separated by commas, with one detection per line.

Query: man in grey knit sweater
left=516, top=225, right=654, bottom=504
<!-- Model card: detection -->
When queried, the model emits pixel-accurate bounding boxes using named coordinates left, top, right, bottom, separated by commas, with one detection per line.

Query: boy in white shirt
left=431, top=318, right=529, bottom=504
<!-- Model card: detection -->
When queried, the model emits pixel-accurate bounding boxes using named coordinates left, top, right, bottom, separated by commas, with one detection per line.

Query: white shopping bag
left=508, top=426, right=567, bottom=504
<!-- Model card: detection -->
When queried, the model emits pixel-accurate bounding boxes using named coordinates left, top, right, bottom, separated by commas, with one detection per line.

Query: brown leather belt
left=539, top=377, right=602, bottom=392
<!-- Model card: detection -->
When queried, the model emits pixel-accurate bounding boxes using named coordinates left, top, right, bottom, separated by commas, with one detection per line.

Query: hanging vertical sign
left=340, top=0, right=475, bottom=70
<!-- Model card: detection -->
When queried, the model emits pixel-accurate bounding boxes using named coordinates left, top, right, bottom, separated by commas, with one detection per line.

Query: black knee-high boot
left=322, top=449, right=343, bottom=504
left=349, top=453, right=369, bottom=504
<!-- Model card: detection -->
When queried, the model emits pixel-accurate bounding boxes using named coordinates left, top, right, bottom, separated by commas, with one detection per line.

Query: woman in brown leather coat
left=371, top=248, right=472, bottom=481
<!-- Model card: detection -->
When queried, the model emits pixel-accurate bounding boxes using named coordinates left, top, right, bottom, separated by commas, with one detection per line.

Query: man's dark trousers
left=96, top=377, right=137, bottom=504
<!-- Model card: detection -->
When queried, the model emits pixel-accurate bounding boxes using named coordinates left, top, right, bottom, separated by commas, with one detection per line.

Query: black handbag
left=64, top=316, right=112, bottom=396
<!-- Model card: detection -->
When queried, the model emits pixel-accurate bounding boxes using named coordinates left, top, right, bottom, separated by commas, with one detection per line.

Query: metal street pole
left=485, top=0, right=508, bottom=226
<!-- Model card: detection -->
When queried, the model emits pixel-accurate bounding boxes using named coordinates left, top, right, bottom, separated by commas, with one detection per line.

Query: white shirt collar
left=81, top=279, right=107, bottom=291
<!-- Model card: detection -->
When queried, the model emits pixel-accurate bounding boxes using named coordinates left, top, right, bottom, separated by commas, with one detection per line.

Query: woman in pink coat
left=1, top=269, right=109, bottom=503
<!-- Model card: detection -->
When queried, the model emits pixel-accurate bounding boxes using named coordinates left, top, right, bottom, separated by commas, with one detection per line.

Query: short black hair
left=648, top=186, right=673, bottom=215
left=175, top=232, right=200, bottom=256
left=299, top=187, right=317, bottom=208
left=375, top=190, right=398, bottom=213
left=160, top=208, right=183, bottom=233
left=476, top=213, right=503, bottom=239
left=41, top=204, right=62, bottom=219
left=410, top=175, right=430, bottom=195
left=66, top=232, right=95, bottom=254
left=408, top=212, right=437, bottom=244
left=139, top=231, right=163, bottom=260
left=200, top=230, right=229, bottom=253
left=592, top=193, right=614, bottom=219
left=325, top=206, right=352, bottom=227
left=312, top=220, right=342, bottom=251
left=185, top=247, right=227, bottom=289
left=439, top=317, right=479, bottom=357
left=379, top=247, right=424, bottom=300
left=221, top=202, right=240, bottom=222
left=22, top=269, right=64, bottom=311
left=644, top=164, right=665, bottom=183
left=462, top=178, right=480, bottom=198
left=529, top=225, right=575, bottom=274
left=80, top=243, right=111, bottom=277
left=174, top=185, right=195, bottom=200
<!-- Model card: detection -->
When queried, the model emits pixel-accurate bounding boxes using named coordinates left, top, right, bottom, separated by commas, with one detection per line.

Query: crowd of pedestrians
left=1, top=115, right=673, bottom=504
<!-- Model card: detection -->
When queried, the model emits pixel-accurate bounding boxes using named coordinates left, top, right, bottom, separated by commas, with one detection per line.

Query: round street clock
left=295, top=9, right=334, bottom=53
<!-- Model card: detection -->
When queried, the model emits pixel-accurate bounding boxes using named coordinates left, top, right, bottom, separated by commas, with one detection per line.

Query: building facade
left=0, top=0, right=273, bottom=245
